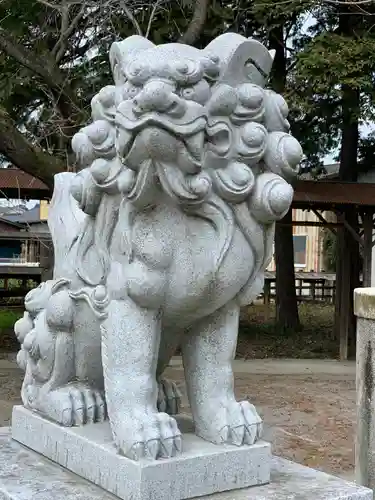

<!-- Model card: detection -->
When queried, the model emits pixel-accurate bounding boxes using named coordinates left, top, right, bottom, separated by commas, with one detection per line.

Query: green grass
left=237, top=302, right=337, bottom=359
left=0, top=309, right=23, bottom=352
left=0, top=309, right=23, bottom=329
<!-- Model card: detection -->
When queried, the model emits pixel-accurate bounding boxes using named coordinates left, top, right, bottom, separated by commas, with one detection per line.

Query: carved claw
left=197, top=400, right=263, bottom=447
left=36, top=384, right=107, bottom=427
left=157, top=378, right=181, bottom=415
left=226, top=401, right=263, bottom=446
left=115, top=412, right=182, bottom=460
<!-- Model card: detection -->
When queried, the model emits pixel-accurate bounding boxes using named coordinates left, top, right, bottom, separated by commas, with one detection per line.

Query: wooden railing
left=0, top=231, right=51, bottom=306
left=262, top=271, right=337, bottom=305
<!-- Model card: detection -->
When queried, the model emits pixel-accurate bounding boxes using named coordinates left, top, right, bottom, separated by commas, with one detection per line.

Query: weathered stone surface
left=354, top=287, right=375, bottom=490
left=11, top=406, right=270, bottom=500
left=1, top=427, right=372, bottom=500
left=354, top=287, right=375, bottom=320
left=14, top=32, right=301, bottom=470
left=0, top=427, right=117, bottom=500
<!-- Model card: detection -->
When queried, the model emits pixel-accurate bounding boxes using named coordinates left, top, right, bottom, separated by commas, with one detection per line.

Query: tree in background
left=250, top=0, right=375, bottom=336
left=322, top=229, right=337, bottom=272
left=0, top=0, right=219, bottom=187
left=295, top=0, right=375, bottom=352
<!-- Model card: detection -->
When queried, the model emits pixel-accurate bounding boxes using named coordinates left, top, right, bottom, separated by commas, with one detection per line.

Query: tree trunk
left=178, top=0, right=210, bottom=46
left=335, top=8, right=361, bottom=358
left=335, top=85, right=360, bottom=358
left=275, top=208, right=301, bottom=330
left=269, top=25, right=300, bottom=331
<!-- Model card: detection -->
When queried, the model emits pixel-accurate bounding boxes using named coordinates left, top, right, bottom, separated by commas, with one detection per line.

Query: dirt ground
left=0, top=360, right=355, bottom=479
left=163, top=367, right=355, bottom=478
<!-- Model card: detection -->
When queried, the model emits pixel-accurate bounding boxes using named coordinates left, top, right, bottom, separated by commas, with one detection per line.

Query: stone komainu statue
left=15, top=33, right=302, bottom=461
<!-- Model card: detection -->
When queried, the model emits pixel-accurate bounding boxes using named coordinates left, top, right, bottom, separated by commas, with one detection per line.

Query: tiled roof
left=0, top=168, right=48, bottom=192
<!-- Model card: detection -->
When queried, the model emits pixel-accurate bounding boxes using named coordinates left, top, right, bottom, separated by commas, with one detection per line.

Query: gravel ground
left=0, top=362, right=355, bottom=478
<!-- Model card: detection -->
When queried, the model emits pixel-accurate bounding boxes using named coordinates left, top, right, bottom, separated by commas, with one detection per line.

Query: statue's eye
left=182, top=87, right=195, bottom=100
left=125, top=61, right=150, bottom=84
left=176, top=61, right=195, bottom=76
left=122, top=83, right=139, bottom=99
left=182, top=80, right=210, bottom=104
left=172, top=59, right=203, bottom=84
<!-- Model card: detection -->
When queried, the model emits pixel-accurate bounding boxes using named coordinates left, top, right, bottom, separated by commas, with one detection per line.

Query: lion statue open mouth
left=15, top=33, right=302, bottom=461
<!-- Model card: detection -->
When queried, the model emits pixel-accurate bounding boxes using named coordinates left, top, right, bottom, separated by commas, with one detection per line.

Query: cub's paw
left=38, top=384, right=107, bottom=426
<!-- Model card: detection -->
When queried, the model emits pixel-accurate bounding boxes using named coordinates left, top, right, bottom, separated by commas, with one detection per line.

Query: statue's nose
left=133, top=80, right=174, bottom=113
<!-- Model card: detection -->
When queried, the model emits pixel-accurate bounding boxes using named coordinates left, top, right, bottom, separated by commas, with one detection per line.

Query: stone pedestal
left=11, top=406, right=270, bottom=500
left=0, top=426, right=372, bottom=500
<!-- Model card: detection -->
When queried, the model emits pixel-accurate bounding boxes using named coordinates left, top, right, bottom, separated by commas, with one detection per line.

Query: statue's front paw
left=36, top=384, right=107, bottom=426
left=196, top=400, right=263, bottom=446
left=157, top=378, right=181, bottom=415
left=113, top=412, right=182, bottom=460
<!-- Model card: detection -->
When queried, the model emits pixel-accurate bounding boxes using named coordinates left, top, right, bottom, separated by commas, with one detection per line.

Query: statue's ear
left=109, top=35, right=155, bottom=85
left=203, top=33, right=274, bottom=88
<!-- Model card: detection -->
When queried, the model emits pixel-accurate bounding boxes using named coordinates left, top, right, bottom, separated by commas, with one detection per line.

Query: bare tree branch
left=36, top=0, right=57, bottom=7
left=53, top=2, right=86, bottom=63
left=179, top=0, right=210, bottom=45
left=0, top=28, right=85, bottom=126
left=0, top=28, right=61, bottom=89
left=145, top=0, right=162, bottom=38
left=0, top=108, right=64, bottom=189
left=255, top=0, right=375, bottom=7
left=120, top=1, right=143, bottom=35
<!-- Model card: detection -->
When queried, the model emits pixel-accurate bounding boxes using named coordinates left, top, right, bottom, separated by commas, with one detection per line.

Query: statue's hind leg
left=182, top=300, right=263, bottom=446
left=156, top=329, right=184, bottom=415
left=73, top=301, right=105, bottom=390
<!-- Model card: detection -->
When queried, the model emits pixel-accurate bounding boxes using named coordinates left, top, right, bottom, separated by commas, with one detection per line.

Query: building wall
left=267, top=209, right=335, bottom=272
left=0, top=222, right=23, bottom=261
left=39, top=200, right=49, bottom=221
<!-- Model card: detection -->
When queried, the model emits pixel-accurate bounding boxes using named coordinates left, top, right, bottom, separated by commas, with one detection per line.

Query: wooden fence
left=262, top=271, right=337, bottom=305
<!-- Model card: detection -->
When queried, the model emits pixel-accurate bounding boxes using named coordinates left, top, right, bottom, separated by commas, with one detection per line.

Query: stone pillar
left=354, top=287, right=375, bottom=489
left=372, top=249, right=375, bottom=287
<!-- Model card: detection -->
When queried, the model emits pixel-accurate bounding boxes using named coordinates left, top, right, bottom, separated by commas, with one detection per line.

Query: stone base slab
left=0, top=427, right=372, bottom=500
left=11, top=406, right=270, bottom=500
